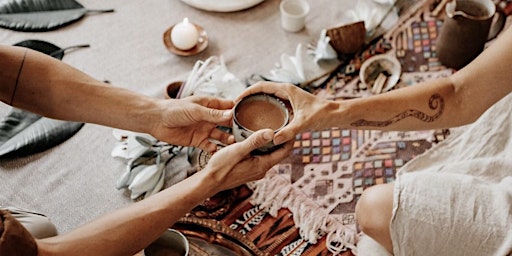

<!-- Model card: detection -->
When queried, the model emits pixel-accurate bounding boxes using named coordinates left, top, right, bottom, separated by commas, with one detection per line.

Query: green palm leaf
left=0, top=0, right=113, bottom=32
left=0, top=108, right=84, bottom=158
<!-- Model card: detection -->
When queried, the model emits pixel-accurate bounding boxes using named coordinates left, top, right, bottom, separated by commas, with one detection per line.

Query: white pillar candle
left=171, top=17, right=199, bottom=51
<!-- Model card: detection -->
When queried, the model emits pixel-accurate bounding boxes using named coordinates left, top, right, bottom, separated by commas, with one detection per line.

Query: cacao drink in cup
left=144, top=229, right=189, bottom=256
left=233, top=93, right=290, bottom=154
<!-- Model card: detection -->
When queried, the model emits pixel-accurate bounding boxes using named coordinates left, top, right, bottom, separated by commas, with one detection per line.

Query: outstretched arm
left=0, top=45, right=234, bottom=152
left=35, top=129, right=293, bottom=256
left=343, top=23, right=512, bottom=131
left=238, top=26, right=512, bottom=145
left=0, top=45, right=154, bottom=129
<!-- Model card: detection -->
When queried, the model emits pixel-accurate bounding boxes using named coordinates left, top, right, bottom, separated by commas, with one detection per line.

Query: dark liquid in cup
left=144, top=243, right=185, bottom=256
left=236, top=100, right=286, bottom=131
left=456, top=1, right=490, bottom=17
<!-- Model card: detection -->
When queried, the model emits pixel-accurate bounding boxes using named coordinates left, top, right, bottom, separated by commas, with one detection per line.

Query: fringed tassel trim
left=248, top=168, right=359, bottom=255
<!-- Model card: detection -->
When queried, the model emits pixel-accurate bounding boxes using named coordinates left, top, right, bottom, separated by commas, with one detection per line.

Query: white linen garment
left=391, top=92, right=512, bottom=256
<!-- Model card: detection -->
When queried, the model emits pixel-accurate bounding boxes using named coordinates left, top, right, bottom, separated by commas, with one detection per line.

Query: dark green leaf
left=0, top=108, right=84, bottom=158
left=14, top=39, right=90, bottom=60
left=14, top=39, right=63, bottom=59
left=0, top=0, right=113, bottom=32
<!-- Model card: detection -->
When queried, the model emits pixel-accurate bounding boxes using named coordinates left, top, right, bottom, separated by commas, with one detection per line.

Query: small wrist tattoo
left=10, top=49, right=28, bottom=105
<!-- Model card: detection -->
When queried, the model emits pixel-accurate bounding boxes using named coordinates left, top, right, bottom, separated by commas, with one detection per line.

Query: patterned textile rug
left=173, top=1, right=512, bottom=255
left=246, top=1, right=454, bottom=254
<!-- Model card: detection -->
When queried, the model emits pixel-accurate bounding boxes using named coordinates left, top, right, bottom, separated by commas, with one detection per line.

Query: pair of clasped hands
left=157, top=81, right=326, bottom=192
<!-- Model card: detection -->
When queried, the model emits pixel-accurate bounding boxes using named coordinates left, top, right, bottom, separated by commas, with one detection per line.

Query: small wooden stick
left=372, top=72, right=387, bottom=94
left=431, top=0, right=450, bottom=17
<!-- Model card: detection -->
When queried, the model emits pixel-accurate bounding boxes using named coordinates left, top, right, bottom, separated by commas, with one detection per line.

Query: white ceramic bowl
left=359, top=54, right=401, bottom=94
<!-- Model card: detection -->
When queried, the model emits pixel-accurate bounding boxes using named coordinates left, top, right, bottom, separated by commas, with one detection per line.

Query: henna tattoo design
left=351, top=93, right=444, bottom=127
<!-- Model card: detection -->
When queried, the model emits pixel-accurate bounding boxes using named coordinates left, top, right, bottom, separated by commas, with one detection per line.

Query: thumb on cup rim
left=240, top=129, right=274, bottom=151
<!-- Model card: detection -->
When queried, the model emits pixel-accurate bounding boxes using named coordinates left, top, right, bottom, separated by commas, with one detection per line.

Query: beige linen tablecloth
left=0, top=0, right=355, bottom=238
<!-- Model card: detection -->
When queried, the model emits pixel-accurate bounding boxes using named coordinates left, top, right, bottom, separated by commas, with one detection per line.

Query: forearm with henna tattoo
left=351, top=93, right=444, bottom=127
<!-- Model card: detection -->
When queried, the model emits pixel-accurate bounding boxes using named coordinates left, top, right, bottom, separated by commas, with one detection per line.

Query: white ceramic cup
left=280, top=0, right=310, bottom=32
left=144, top=229, right=189, bottom=256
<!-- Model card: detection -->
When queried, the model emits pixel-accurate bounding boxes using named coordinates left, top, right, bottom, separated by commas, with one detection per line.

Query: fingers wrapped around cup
left=233, top=93, right=290, bottom=154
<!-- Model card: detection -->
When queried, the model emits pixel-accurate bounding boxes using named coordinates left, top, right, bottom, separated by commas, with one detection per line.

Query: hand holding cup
left=233, top=93, right=290, bottom=154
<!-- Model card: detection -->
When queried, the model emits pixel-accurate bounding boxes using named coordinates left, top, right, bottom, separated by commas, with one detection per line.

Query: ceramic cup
left=165, top=81, right=183, bottom=99
left=144, top=229, right=189, bottom=256
left=233, top=93, right=290, bottom=154
left=280, top=0, right=310, bottom=32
